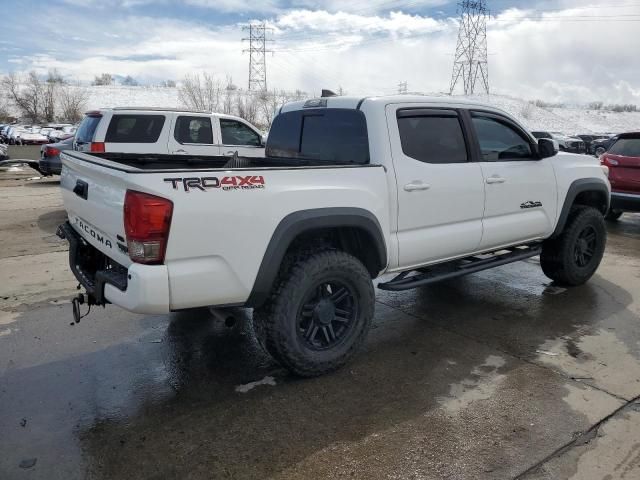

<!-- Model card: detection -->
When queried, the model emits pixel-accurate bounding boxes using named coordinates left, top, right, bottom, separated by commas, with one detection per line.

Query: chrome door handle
left=486, top=176, right=506, bottom=184
left=404, top=182, right=431, bottom=192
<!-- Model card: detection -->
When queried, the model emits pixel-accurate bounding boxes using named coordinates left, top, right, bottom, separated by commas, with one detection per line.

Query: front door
left=217, top=118, right=265, bottom=158
left=387, top=105, right=486, bottom=269
left=470, top=111, right=557, bottom=249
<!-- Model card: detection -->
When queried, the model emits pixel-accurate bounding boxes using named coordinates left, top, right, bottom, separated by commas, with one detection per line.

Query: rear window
left=266, top=109, right=369, bottom=164
left=608, top=138, right=640, bottom=157
left=105, top=115, right=165, bottom=143
left=75, top=115, right=101, bottom=143
left=398, top=114, right=467, bottom=164
left=174, top=116, right=213, bottom=144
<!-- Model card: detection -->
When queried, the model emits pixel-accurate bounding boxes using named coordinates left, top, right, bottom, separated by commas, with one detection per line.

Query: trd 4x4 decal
left=164, top=176, right=265, bottom=192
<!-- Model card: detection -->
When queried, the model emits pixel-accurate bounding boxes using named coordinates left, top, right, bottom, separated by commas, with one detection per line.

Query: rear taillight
left=45, top=146, right=60, bottom=157
left=123, top=190, right=173, bottom=264
left=90, top=142, right=105, bottom=153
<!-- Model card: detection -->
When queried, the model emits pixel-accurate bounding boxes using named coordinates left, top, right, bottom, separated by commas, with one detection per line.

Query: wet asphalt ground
left=1, top=164, right=640, bottom=479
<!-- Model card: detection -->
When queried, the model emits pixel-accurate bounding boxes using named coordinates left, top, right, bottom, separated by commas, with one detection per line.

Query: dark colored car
left=600, top=132, right=640, bottom=220
left=591, top=135, right=619, bottom=157
left=39, top=136, right=74, bottom=176
left=577, top=134, right=609, bottom=154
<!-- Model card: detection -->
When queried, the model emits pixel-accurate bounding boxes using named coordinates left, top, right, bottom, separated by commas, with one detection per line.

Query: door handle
left=224, top=150, right=237, bottom=156
left=404, top=182, right=431, bottom=192
left=486, top=176, right=506, bottom=184
left=174, top=149, right=187, bottom=154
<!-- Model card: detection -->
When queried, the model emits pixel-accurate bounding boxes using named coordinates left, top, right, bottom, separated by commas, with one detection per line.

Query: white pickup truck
left=58, top=95, right=610, bottom=376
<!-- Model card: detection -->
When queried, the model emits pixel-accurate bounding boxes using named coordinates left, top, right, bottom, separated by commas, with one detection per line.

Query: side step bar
left=378, top=244, right=542, bottom=291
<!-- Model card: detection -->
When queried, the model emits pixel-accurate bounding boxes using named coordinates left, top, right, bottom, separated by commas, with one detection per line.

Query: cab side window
left=174, top=116, right=213, bottom=144
left=472, top=115, right=533, bottom=161
left=397, top=110, right=468, bottom=164
left=220, top=119, right=261, bottom=146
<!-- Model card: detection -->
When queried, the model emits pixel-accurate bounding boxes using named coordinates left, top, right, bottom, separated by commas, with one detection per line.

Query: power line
left=450, top=0, right=490, bottom=96
left=242, top=22, right=273, bottom=91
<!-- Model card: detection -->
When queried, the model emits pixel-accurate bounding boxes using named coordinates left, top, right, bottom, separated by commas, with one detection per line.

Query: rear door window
left=608, top=138, right=640, bottom=157
left=397, top=111, right=468, bottom=164
left=220, top=119, right=261, bottom=146
left=75, top=114, right=101, bottom=144
left=105, top=115, right=165, bottom=143
left=266, top=109, right=369, bottom=164
left=174, top=116, right=213, bottom=144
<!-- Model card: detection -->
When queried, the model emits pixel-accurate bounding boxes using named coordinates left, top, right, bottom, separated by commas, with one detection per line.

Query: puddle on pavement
left=440, top=354, right=507, bottom=414
left=536, top=328, right=640, bottom=400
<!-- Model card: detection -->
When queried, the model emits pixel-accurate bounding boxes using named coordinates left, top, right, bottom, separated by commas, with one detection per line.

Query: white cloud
left=3, top=2, right=640, bottom=104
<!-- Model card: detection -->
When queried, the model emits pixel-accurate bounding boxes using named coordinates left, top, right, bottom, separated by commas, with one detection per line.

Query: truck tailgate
left=60, top=152, right=132, bottom=267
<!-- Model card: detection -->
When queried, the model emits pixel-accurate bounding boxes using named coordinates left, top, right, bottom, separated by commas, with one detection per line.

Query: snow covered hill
left=9, top=84, right=640, bottom=134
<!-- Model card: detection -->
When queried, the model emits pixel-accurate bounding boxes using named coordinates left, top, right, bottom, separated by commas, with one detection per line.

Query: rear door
left=387, top=105, right=485, bottom=268
left=167, top=114, right=220, bottom=156
left=216, top=118, right=265, bottom=158
left=606, top=137, right=640, bottom=194
left=470, top=111, right=557, bottom=249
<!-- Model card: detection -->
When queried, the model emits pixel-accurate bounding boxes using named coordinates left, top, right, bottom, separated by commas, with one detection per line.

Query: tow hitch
left=71, top=290, right=98, bottom=325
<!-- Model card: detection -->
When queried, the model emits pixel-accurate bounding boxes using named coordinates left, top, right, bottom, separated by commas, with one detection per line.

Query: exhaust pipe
left=209, top=308, right=237, bottom=328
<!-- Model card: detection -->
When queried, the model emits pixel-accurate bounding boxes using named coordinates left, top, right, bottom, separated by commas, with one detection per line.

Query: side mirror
left=538, top=138, right=558, bottom=159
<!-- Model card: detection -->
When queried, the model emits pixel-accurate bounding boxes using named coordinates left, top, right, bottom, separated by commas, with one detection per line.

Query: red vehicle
left=601, top=132, right=640, bottom=220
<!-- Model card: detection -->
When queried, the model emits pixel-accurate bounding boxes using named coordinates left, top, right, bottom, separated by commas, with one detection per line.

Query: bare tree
left=122, top=75, right=138, bottom=86
left=178, top=73, right=223, bottom=112
left=43, top=69, right=65, bottom=122
left=92, top=73, right=113, bottom=86
left=59, top=83, right=88, bottom=122
left=1, top=71, right=44, bottom=122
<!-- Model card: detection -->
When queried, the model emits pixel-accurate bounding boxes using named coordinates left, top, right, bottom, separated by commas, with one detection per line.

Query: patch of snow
left=235, top=375, right=277, bottom=393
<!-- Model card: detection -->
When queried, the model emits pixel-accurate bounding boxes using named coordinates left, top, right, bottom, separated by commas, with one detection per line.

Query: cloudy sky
left=2, top=0, right=640, bottom=104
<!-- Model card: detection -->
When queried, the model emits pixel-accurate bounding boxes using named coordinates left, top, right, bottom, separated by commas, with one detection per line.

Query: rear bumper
left=610, top=192, right=640, bottom=212
left=39, top=158, right=61, bottom=175
left=57, top=222, right=170, bottom=314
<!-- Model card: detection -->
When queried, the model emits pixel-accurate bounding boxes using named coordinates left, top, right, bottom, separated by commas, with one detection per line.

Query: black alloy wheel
left=297, top=281, right=358, bottom=351
left=574, top=225, right=597, bottom=268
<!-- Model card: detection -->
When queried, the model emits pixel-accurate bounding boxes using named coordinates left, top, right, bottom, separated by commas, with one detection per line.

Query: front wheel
left=540, top=206, right=606, bottom=286
left=253, top=250, right=375, bottom=377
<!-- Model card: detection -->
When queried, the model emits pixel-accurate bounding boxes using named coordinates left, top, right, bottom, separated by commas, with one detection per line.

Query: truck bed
left=69, top=151, right=368, bottom=172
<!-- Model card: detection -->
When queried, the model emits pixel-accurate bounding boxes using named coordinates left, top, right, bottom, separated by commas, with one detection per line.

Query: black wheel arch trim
left=551, top=178, right=610, bottom=238
left=245, top=207, right=387, bottom=308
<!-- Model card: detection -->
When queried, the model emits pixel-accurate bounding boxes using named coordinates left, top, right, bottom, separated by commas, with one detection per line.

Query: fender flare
left=245, top=207, right=386, bottom=307
left=551, top=178, right=610, bottom=238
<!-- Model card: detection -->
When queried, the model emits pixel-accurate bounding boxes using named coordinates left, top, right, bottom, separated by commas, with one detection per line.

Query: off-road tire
left=605, top=209, right=623, bottom=221
left=540, top=206, right=606, bottom=286
left=253, top=250, right=375, bottom=377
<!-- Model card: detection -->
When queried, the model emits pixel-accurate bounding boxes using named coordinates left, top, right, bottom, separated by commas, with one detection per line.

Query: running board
left=378, top=245, right=542, bottom=291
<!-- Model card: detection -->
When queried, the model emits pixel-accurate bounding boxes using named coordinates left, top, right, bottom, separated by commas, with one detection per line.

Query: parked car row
left=0, top=123, right=77, bottom=145
left=0, top=143, right=8, bottom=160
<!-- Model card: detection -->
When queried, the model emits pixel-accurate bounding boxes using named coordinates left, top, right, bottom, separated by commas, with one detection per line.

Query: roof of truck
left=281, top=94, right=512, bottom=114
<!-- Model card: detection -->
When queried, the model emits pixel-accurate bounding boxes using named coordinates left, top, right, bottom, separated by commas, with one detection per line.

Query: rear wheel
left=540, top=206, right=606, bottom=286
left=605, top=209, right=623, bottom=221
left=253, top=249, right=375, bottom=377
